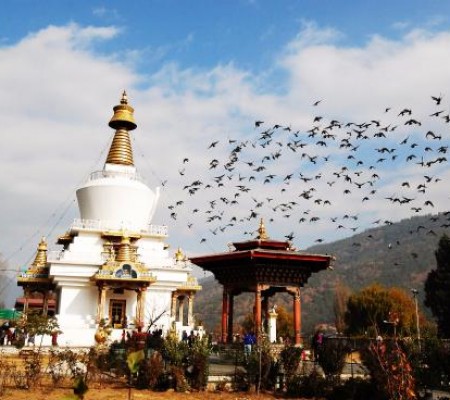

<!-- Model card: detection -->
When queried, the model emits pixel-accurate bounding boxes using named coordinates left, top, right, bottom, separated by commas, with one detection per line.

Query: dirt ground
left=0, top=387, right=282, bottom=400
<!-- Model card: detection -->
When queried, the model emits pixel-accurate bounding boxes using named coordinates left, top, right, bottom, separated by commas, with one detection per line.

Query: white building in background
left=17, top=92, right=201, bottom=346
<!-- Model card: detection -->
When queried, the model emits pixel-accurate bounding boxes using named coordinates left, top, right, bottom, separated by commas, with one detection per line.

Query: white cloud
left=280, top=26, right=450, bottom=118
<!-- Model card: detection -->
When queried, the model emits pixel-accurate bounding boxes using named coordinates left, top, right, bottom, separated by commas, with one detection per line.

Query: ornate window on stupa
left=93, top=235, right=155, bottom=284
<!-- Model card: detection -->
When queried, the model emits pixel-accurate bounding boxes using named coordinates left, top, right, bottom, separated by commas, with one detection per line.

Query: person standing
left=243, top=331, right=256, bottom=358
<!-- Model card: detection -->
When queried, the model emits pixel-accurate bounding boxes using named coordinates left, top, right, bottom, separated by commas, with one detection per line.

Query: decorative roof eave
left=17, top=276, right=55, bottom=286
left=175, top=274, right=202, bottom=292
left=17, top=238, right=55, bottom=288
left=176, top=284, right=202, bottom=292
left=15, top=297, right=56, bottom=307
left=191, top=250, right=333, bottom=289
left=92, top=274, right=156, bottom=285
left=101, top=230, right=142, bottom=239
left=231, top=239, right=291, bottom=251
left=57, top=233, right=74, bottom=245
left=191, top=249, right=333, bottom=265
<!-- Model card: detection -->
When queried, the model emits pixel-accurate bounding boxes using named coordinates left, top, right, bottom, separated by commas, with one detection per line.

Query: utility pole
left=411, top=288, right=421, bottom=351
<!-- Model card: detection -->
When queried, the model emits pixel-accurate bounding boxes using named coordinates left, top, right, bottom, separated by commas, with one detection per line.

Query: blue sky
left=3, top=1, right=450, bottom=75
left=1, top=1, right=450, bottom=305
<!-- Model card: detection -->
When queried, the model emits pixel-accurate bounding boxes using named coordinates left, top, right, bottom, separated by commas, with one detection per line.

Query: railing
left=88, top=169, right=144, bottom=182
left=70, top=218, right=168, bottom=236
left=47, top=250, right=104, bottom=263
left=178, top=276, right=201, bottom=289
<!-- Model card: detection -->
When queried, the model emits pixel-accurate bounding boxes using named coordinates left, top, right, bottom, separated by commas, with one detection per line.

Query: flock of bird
left=163, top=95, right=449, bottom=249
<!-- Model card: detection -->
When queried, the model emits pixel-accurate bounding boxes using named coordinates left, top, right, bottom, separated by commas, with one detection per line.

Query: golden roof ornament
left=17, top=237, right=53, bottom=286
left=106, top=91, right=136, bottom=166
left=115, top=236, right=134, bottom=262
left=177, top=273, right=202, bottom=291
left=175, top=247, right=184, bottom=262
left=256, top=218, right=269, bottom=240
left=32, top=237, right=48, bottom=267
left=109, top=91, right=137, bottom=131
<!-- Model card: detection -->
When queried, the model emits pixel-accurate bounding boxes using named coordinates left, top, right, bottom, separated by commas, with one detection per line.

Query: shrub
left=233, top=369, right=251, bottom=392
left=186, top=336, right=211, bottom=390
left=20, top=349, right=43, bottom=388
left=361, top=339, right=416, bottom=400
left=328, top=378, right=384, bottom=400
left=285, top=370, right=328, bottom=398
left=280, top=345, right=302, bottom=382
left=162, top=331, right=188, bottom=367
left=140, top=350, right=165, bottom=390
left=170, top=365, right=190, bottom=392
left=245, top=340, right=275, bottom=391
left=316, top=337, right=350, bottom=381
left=410, top=338, right=450, bottom=390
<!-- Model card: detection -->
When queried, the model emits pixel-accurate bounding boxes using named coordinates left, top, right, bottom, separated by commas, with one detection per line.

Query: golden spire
left=116, top=236, right=134, bottom=262
left=256, top=218, right=269, bottom=240
left=32, top=237, right=48, bottom=267
left=106, top=91, right=136, bottom=166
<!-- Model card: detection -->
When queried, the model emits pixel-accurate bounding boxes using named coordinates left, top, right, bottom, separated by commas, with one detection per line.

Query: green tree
left=345, top=284, right=420, bottom=337
left=274, top=305, right=293, bottom=339
left=345, top=284, right=392, bottom=336
left=240, top=305, right=293, bottom=339
left=424, top=234, right=450, bottom=337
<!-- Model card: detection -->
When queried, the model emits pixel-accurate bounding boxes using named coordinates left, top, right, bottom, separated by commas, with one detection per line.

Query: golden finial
left=120, top=90, right=128, bottom=104
left=256, top=218, right=269, bottom=240
left=106, top=91, right=136, bottom=166
left=32, top=237, right=48, bottom=267
left=109, top=91, right=137, bottom=131
left=175, top=247, right=184, bottom=262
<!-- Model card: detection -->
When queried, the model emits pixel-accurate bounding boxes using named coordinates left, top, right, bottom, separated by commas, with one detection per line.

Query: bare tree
left=145, top=301, right=169, bottom=332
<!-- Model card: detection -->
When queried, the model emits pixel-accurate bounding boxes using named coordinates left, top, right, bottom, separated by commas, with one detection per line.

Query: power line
left=4, top=132, right=113, bottom=266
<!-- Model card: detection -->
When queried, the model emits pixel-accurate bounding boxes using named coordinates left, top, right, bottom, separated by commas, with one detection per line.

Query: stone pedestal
left=268, top=310, right=278, bottom=343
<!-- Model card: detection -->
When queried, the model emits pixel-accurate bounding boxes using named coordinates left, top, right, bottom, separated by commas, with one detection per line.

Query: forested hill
left=194, top=212, right=450, bottom=335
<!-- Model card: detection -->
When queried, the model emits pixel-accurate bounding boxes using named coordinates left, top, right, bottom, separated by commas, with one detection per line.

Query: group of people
left=117, top=327, right=165, bottom=350
left=0, top=322, right=41, bottom=347
left=181, top=329, right=201, bottom=347
left=0, top=322, right=15, bottom=345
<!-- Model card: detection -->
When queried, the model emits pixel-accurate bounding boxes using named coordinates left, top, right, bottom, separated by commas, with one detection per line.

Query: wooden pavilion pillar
left=221, top=286, right=229, bottom=343
left=293, top=288, right=302, bottom=345
left=187, top=293, right=195, bottom=326
left=23, top=288, right=31, bottom=315
left=96, top=285, right=107, bottom=323
left=227, top=293, right=234, bottom=343
left=262, top=295, right=270, bottom=333
left=178, top=296, right=185, bottom=325
left=254, top=285, right=262, bottom=342
left=136, top=287, right=146, bottom=328
left=171, top=292, right=177, bottom=319
left=42, top=291, right=49, bottom=316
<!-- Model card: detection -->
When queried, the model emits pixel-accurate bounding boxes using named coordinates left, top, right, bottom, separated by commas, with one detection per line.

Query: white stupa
left=18, top=92, right=201, bottom=346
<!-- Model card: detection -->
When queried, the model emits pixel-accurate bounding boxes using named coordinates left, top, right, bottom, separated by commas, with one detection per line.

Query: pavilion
left=191, top=220, right=334, bottom=345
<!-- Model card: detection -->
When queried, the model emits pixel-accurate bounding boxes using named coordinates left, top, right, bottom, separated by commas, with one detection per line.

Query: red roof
left=191, top=238, right=333, bottom=291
